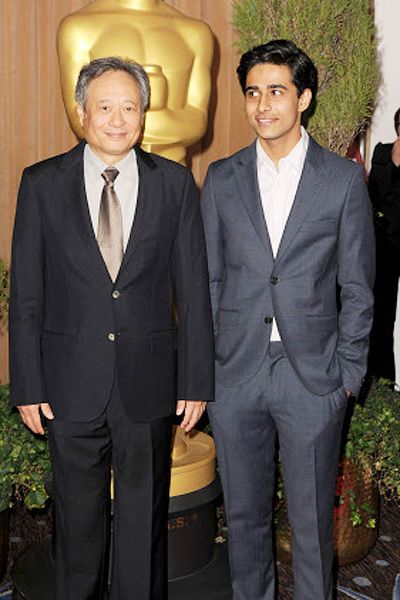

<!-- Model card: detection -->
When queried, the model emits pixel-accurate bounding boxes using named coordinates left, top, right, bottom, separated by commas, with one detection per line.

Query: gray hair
left=75, top=56, right=150, bottom=112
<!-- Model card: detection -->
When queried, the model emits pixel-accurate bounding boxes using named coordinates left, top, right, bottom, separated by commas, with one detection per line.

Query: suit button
left=270, top=275, right=279, bottom=285
left=108, top=333, right=115, bottom=341
left=112, top=290, right=120, bottom=299
left=264, top=316, right=273, bottom=324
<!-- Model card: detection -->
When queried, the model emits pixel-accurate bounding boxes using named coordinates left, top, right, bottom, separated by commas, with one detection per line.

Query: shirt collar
left=256, top=126, right=309, bottom=174
left=84, top=144, right=137, bottom=182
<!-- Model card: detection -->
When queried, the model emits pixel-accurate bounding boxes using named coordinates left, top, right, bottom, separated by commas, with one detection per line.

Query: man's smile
left=256, top=116, right=278, bottom=125
left=105, top=131, right=128, bottom=138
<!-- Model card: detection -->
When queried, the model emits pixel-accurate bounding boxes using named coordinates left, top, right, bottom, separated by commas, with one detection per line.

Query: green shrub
left=233, top=0, right=379, bottom=155
left=0, top=384, right=51, bottom=511
left=345, top=380, right=400, bottom=503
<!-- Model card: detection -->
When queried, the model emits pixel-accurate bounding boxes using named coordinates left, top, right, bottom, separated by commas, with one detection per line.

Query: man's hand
left=17, top=403, right=54, bottom=435
left=391, top=137, right=400, bottom=167
left=176, top=400, right=206, bottom=433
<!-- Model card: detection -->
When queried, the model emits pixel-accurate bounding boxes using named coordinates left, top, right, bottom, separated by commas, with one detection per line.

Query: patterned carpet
left=276, top=499, right=400, bottom=599
left=337, top=500, right=400, bottom=600
left=1, top=499, right=399, bottom=599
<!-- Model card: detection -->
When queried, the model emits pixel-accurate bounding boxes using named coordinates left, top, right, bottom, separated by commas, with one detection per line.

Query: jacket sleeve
left=172, top=169, right=215, bottom=402
left=337, top=165, right=375, bottom=396
left=9, top=169, right=45, bottom=407
left=200, top=165, right=225, bottom=323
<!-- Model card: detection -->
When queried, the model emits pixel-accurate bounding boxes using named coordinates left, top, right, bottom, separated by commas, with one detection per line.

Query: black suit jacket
left=368, top=141, right=400, bottom=246
left=9, top=142, right=214, bottom=422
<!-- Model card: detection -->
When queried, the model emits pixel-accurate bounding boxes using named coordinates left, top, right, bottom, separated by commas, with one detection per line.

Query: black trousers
left=369, top=235, right=400, bottom=382
left=47, top=382, right=173, bottom=600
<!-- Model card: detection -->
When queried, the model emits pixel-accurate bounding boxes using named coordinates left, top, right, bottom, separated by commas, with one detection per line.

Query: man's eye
left=100, top=105, right=110, bottom=111
left=271, top=89, right=282, bottom=96
left=246, top=90, right=259, bottom=98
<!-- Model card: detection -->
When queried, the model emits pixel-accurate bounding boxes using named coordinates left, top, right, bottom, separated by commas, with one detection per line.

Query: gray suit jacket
left=201, top=137, right=375, bottom=397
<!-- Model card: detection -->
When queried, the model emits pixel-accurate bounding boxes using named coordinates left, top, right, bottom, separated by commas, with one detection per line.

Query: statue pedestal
left=168, top=428, right=221, bottom=579
left=12, top=535, right=231, bottom=600
left=12, top=429, right=222, bottom=597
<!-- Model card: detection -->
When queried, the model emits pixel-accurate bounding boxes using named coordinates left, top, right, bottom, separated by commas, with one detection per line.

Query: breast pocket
left=299, top=218, right=337, bottom=233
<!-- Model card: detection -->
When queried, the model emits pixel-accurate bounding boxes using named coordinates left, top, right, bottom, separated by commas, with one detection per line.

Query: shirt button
left=108, top=333, right=115, bottom=342
left=112, top=290, right=120, bottom=299
left=264, top=316, right=273, bottom=324
left=270, top=275, right=279, bottom=285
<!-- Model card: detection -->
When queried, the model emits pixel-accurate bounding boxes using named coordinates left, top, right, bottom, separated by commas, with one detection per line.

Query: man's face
left=244, top=62, right=311, bottom=155
left=77, top=70, right=143, bottom=165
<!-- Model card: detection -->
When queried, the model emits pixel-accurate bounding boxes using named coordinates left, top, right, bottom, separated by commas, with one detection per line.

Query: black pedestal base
left=12, top=538, right=231, bottom=600
left=12, top=538, right=54, bottom=600
left=169, top=543, right=231, bottom=600
left=13, top=478, right=227, bottom=598
left=168, top=478, right=221, bottom=579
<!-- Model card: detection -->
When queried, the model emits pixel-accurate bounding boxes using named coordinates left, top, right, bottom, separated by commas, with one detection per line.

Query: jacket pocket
left=41, top=331, right=75, bottom=354
left=215, top=308, right=242, bottom=328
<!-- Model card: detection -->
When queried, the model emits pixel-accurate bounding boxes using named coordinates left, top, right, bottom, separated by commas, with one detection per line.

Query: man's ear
left=77, top=104, right=85, bottom=128
left=298, top=88, right=312, bottom=114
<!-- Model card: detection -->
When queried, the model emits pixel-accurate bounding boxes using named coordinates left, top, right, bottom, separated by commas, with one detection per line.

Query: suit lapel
left=117, top=146, right=158, bottom=283
left=275, top=137, right=325, bottom=264
left=60, top=142, right=111, bottom=286
left=61, top=143, right=159, bottom=286
left=234, top=142, right=274, bottom=259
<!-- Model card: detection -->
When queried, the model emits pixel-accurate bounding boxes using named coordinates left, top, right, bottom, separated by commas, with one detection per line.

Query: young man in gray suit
left=201, top=40, right=375, bottom=600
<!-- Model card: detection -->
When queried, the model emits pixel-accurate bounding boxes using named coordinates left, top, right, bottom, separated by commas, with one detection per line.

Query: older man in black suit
left=9, top=57, right=214, bottom=600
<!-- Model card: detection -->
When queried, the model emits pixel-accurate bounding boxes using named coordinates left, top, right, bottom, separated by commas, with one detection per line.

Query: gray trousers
left=208, top=342, right=347, bottom=600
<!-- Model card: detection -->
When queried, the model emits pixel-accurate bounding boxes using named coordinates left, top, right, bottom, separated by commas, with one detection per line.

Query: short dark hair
left=75, top=56, right=150, bottom=112
left=237, top=39, right=318, bottom=101
left=394, top=108, right=400, bottom=133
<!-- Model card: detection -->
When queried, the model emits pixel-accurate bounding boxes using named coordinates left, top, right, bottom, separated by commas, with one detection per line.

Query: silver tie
left=97, top=167, right=123, bottom=281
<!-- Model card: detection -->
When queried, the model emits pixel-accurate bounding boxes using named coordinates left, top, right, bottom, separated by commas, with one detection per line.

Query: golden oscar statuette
left=57, top=0, right=214, bottom=164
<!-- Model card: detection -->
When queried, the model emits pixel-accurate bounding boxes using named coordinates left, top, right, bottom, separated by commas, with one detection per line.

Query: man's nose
left=109, top=107, right=124, bottom=127
left=258, top=92, right=271, bottom=113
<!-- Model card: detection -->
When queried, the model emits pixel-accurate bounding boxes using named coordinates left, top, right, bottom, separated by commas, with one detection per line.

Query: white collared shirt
left=256, top=126, right=309, bottom=340
left=83, top=144, right=139, bottom=251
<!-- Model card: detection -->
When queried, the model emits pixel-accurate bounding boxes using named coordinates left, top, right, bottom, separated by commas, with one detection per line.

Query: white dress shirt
left=83, top=144, right=139, bottom=251
left=256, top=126, right=309, bottom=340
